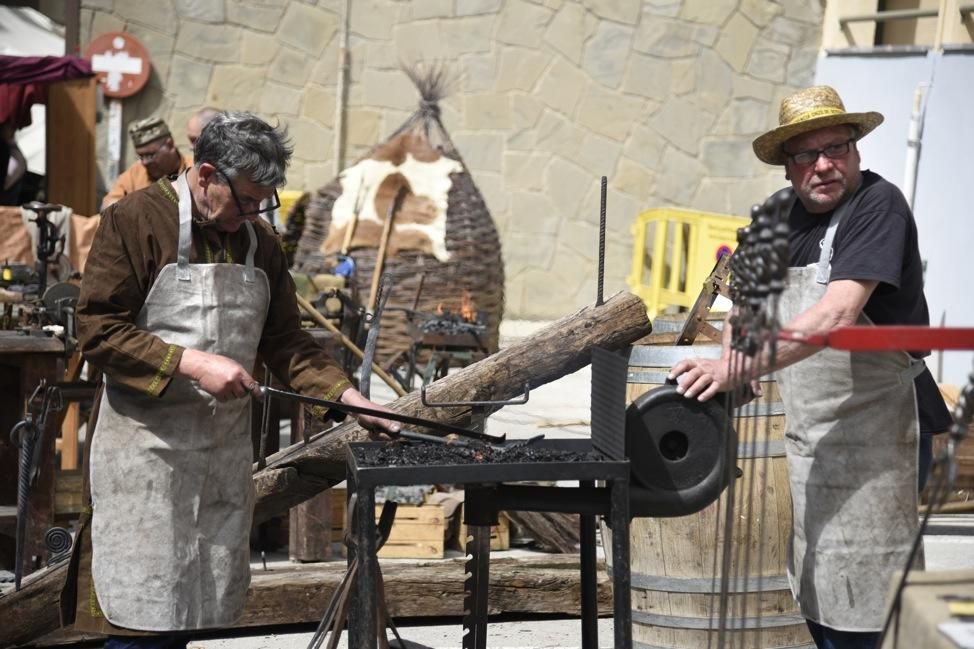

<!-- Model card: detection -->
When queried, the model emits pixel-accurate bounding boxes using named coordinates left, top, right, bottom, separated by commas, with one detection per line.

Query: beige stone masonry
left=82, top=0, right=822, bottom=319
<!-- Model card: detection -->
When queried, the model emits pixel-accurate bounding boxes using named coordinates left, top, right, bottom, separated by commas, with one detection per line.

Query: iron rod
left=597, top=176, right=607, bottom=307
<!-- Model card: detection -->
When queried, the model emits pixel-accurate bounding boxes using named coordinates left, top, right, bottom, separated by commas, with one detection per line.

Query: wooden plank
left=45, top=77, right=97, bottom=215
left=8, top=554, right=611, bottom=647
left=54, top=470, right=82, bottom=518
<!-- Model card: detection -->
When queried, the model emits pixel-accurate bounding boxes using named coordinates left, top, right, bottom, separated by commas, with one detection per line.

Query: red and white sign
left=84, top=32, right=151, bottom=99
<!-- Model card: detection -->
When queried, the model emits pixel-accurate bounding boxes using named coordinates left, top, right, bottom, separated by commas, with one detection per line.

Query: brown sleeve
left=255, top=228, right=352, bottom=408
left=76, top=198, right=185, bottom=396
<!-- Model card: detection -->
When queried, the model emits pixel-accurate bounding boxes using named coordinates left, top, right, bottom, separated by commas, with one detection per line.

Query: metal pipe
left=840, top=8, right=939, bottom=26
left=495, top=484, right=612, bottom=515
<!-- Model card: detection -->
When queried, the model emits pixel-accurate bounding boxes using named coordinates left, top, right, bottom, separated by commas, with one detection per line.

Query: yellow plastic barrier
left=628, top=207, right=749, bottom=320
left=277, top=189, right=306, bottom=227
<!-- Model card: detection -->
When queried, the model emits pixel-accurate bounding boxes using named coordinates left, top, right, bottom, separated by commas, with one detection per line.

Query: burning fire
left=434, top=290, right=476, bottom=322
left=460, top=290, right=475, bottom=322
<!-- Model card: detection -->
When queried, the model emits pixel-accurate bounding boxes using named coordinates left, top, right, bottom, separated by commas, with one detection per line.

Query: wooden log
left=505, top=511, right=580, bottom=554
left=19, top=555, right=611, bottom=647
left=253, top=291, right=651, bottom=523
left=0, top=291, right=650, bottom=647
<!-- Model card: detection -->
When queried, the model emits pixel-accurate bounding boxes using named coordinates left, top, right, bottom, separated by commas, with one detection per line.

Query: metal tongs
left=258, top=385, right=506, bottom=446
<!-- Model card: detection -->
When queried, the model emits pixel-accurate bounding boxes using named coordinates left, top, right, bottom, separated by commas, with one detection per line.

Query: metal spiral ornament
left=44, top=526, right=73, bottom=560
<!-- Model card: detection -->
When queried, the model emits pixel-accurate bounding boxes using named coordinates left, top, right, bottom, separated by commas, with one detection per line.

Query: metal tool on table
left=258, top=386, right=506, bottom=445
left=10, top=380, right=64, bottom=590
left=23, top=201, right=65, bottom=298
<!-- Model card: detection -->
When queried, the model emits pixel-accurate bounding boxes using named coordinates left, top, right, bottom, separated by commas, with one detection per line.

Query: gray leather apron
left=88, top=173, right=270, bottom=631
left=776, top=195, right=923, bottom=632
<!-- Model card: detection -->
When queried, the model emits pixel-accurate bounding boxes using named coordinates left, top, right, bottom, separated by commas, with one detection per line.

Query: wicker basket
left=288, top=68, right=504, bottom=365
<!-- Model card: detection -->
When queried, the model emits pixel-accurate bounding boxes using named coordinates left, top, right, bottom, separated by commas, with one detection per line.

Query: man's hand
left=339, top=387, right=402, bottom=437
left=177, top=348, right=262, bottom=401
left=668, top=356, right=733, bottom=402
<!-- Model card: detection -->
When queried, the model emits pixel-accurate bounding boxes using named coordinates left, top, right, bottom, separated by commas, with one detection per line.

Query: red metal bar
left=778, top=326, right=974, bottom=351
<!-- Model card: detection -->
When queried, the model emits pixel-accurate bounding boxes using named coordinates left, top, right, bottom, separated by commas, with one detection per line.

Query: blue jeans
left=806, top=619, right=879, bottom=649
left=103, top=636, right=189, bottom=649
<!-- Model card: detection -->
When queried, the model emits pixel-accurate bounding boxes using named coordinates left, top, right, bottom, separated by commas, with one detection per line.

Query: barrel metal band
left=632, top=572, right=791, bottom=593
left=632, top=609, right=807, bottom=630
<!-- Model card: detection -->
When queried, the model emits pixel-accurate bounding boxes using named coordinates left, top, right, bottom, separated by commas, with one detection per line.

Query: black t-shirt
left=787, top=170, right=951, bottom=435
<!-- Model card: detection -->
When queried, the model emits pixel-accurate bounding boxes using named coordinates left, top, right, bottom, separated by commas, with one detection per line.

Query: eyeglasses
left=137, top=143, right=168, bottom=163
left=216, top=168, right=280, bottom=217
left=784, top=138, right=855, bottom=166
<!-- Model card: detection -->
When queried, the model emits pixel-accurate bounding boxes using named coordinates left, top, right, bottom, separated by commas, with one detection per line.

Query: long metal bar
left=259, top=386, right=505, bottom=444
left=839, top=8, right=939, bottom=26
left=579, top=480, right=598, bottom=649
left=778, top=325, right=974, bottom=351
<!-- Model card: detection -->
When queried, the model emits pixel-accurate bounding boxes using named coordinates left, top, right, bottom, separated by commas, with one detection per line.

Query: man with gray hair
left=68, top=112, right=400, bottom=647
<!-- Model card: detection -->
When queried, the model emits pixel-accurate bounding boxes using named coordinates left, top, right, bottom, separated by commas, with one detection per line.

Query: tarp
left=0, top=54, right=92, bottom=128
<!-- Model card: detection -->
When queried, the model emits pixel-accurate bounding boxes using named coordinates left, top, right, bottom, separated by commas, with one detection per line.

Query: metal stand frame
left=345, top=439, right=632, bottom=649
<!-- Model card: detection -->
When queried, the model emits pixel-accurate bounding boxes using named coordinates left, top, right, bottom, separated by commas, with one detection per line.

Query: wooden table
left=0, top=332, right=68, bottom=580
left=882, top=569, right=974, bottom=649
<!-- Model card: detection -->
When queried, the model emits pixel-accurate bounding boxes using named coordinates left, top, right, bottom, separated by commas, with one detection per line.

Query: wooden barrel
left=605, top=342, right=814, bottom=649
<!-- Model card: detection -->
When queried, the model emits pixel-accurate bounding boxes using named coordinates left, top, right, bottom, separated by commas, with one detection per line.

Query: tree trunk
left=252, top=291, right=650, bottom=523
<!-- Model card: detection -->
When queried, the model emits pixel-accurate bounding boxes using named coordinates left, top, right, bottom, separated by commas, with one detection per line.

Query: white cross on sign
left=84, top=32, right=151, bottom=99
left=91, top=49, right=143, bottom=94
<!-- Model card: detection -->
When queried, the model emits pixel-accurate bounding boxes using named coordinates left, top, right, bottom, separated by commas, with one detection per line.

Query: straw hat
left=752, top=85, right=884, bottom=165
left=128, top=116, right=171, bottom=147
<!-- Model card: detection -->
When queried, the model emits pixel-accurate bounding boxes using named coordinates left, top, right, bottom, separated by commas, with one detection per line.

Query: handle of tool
left=339, top=211, right=358, bottom=256
left=368, top=187, right=406, bottom=313
left=295, top=293, right=406, bottom=397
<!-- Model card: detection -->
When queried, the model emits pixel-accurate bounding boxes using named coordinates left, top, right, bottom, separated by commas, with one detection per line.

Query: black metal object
left=258, top=386, right=505, bottom=444
left=10, top=381, right=63, bottom=590
left=22, top=201, right=64, bottom=298
left=345, top=438, right=632, bottom=649
left=591, top=347, right=733, bottom=518
left=597, top=175, right=607, bottom=307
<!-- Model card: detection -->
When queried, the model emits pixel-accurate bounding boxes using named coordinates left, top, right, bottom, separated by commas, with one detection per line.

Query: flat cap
left=128, top=116, right=171, bottom=147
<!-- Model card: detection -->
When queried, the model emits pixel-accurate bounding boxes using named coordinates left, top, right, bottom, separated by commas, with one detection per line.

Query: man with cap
left=66, top=111, right=400, bottom=647
left=101, top=116, right=192, bottom=209
left=669, top=85, right=950, bottom=649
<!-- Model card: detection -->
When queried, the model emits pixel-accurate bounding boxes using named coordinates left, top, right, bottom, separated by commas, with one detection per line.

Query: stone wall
left=79, top=0, right=823, bottom=319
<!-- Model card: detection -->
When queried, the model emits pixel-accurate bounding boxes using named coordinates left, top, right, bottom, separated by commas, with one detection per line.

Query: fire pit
left=344, top=438, right=633, bottom=649
left=402, top=298, right=490, bottom=388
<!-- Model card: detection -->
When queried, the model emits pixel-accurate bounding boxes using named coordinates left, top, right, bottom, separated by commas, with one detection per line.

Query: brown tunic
left=79, top=176, right=350, bottom=401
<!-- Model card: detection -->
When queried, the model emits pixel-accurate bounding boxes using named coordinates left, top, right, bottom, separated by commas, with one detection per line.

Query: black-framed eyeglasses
left=784, top=138, right=855, bottom=166
left=216, top=168, right=280, bottom=217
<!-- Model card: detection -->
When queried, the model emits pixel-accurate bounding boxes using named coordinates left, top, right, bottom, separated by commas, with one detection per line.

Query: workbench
left=0, top=331, right=68, bottom=580
left=882, top=569, right=974, bottom=648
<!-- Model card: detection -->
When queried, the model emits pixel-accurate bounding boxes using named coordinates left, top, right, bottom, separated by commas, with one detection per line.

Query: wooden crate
left=329, top=488, right=449, bottom=559
left=456, top=505, right=510, bottom=552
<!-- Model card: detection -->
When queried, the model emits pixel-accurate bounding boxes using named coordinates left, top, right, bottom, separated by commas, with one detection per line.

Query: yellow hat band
left=788, top=106, right=846, bottom=125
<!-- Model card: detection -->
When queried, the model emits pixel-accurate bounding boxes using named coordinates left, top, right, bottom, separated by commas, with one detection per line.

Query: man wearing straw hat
left=671, top=85, right=950, bottom=649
